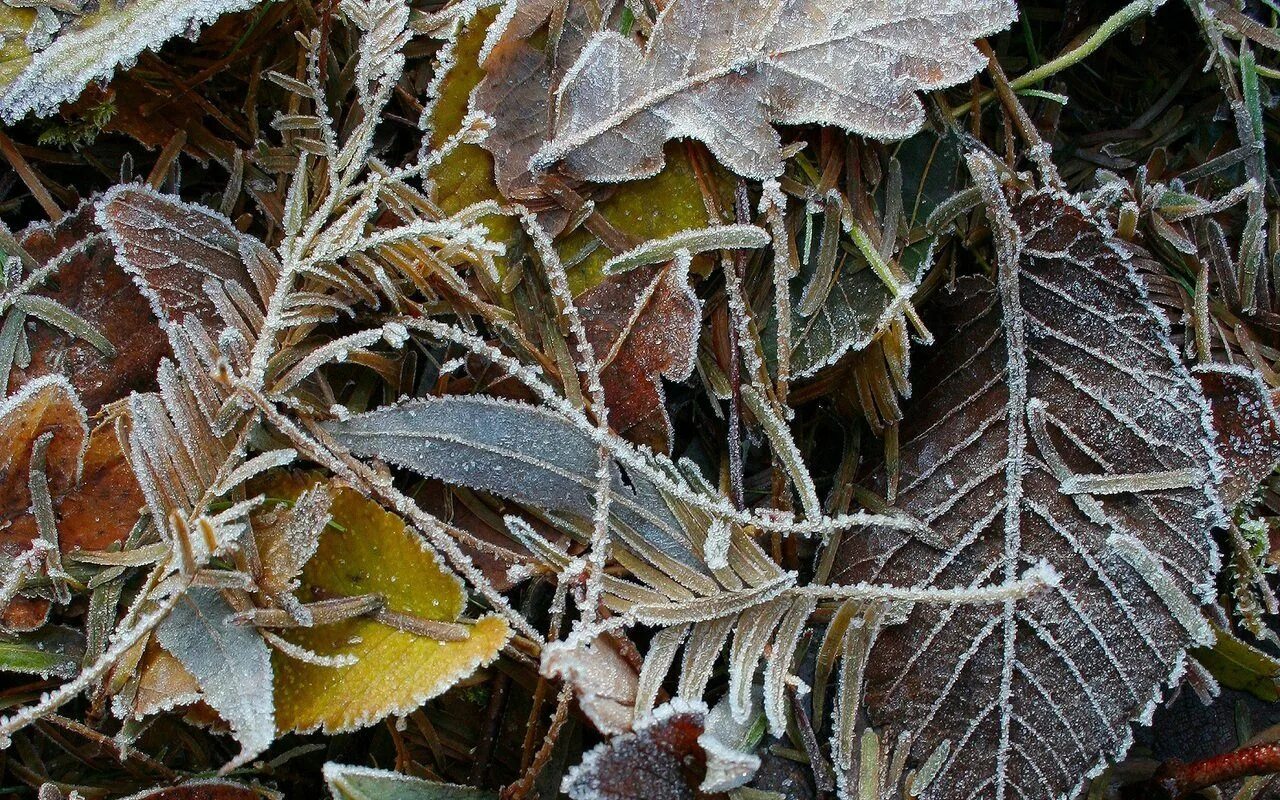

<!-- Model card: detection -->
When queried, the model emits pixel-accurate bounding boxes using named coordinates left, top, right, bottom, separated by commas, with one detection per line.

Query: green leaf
left=773, top=131, right=964, bottom=376
left=1194, top=625, right=1280, bottom=702
left=0, top=625, right=84, bottom=678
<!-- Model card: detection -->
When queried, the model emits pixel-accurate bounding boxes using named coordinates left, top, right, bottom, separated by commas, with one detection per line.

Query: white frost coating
left=699, top=693, right=763, bottom=792
left=562, top=698, right=712, bottom=800
left=400, top=316, right=920, bottom=540
left=0, top=0, right=265, bottom=123
left=533, top=0, right=1018, bottom=181
left=833, top=172, right=1226, bottom=800
left=1107, top=534, right=1214, bottom=644
left=601, top=225, right=771, bottom=275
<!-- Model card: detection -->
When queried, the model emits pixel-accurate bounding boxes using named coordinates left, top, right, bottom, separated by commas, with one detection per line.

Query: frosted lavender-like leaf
left=323, top=395, right=701, bottom=566
left=834, top=185, right=1224, bottom=800
left=155, top=587, right=274, bottom=770
left=532, top=0, right=1017, bottom=182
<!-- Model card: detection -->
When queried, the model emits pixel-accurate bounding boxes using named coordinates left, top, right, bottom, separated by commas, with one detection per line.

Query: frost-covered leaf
left=0, top=625, right=83, bottom=678
left=834, top=185, right=1223, bottom=800
left=579, top=258, right=699, bottom=452
left=472, top=0, right=619, bottom=198
left=426, top=5, right=525, bottom=283
left=1193, top=625, right=1280, bottom=703
left=542, top=634, right=640, bottom=735
left=9, top=201, right=168, bottom=411
left=117, top=781, right=263, bottom=800
left=95, top=184, right=272, bottom=339
left=325, top=763, right=498, bottom=800
left=129, top=641, right=204, bottom=720
left=0, top=0, right=264, bottom=123
left=42, top=419, right=145, bottom=553
left=265, top=475, right=511, bottom=734
left=1196, top=364, right=1280, bottom=506
left=562, top=699, right=755, bottom=800
left=532, top=0, right=1017, bottom=181
left=324, top=395, right=701, bottom=566
left=783, top=132, right=961, bottom=377
left=155, top=587, right=275, bottom=770
left=0, top=376, right=134, bottom=563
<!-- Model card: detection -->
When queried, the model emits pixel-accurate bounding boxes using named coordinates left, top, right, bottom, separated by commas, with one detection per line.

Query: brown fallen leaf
left=835, top=182, right=1223, bottom=800
left=119, top=780, right=264, bottom=800
left=10, top=201, right=168, bottom=412
left=0, top=375, right=88, bottom=553
left=561, top=701, right=720, bottom=800
left=0, top=375, right=143, bottom=619
left=1196, top=364, right=1280, bottom=506
left=578, top=259, right=699, bottom=452
left=473, top=0, right=620, bottom=199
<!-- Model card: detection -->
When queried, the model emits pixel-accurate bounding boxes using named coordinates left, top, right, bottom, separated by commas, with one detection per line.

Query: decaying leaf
left=49, top=418, right=145, bottom=552
left=130, top=641, right=204, bottom=719
left=1196, top=363, right=1280, bottom=506
left=472, top=0, right=618, bottom=197
left=532, top=0, right=1017, bottom=181
left=0, top=0, right=264, bottom=122
left=0, top=375, right=88, bottom=561
left=95, top=183, right=269, bottom=338
left=578, top=258, right=699, bottom=451
left=266, top=474, right=511, bottom=734
left=562, top=699, right=758, bottom=800
left=155, top=587, right=276, bottom=771
left=835, top=182, right=1224, bottom=800
left=542, top=634, right=640, bottom=735
left=10, top=201, right=168, bottom=411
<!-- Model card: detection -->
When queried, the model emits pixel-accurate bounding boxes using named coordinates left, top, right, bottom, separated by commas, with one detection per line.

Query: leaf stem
left=1151, top=742, right=1280, bottom=798
left=953, top=0, right=1167, bottom=119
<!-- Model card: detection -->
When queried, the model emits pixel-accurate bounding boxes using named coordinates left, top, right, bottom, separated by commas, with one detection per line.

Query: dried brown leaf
left=835, top=187, right=1223, bottom=800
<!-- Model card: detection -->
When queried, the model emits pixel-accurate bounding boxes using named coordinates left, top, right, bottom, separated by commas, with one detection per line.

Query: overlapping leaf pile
left=0, top=1, right=1278, bottom=799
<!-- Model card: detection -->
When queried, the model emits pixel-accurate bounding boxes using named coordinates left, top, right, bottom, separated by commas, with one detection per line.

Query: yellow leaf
left=557, top=145, right=729, bottom=296
left=265, top=474, right=510, bottom=734
left=427, top=8, right=520, bottom=283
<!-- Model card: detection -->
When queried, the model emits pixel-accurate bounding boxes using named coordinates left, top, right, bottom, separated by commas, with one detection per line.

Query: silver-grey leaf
left=155, top=587, right=275, bottom=769
left=323, top=395, right=701, bottom=566
left=531, top=0, right=1017, bottom=181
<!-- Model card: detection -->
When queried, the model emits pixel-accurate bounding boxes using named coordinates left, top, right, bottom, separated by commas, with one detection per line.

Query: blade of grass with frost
left=155, top=587, right=274, bottom=772
left=601, top=225, right=770, bottom=275
left=0, top=0, right=265, bottom=123
left=324, top=395, right=703, bottom=567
